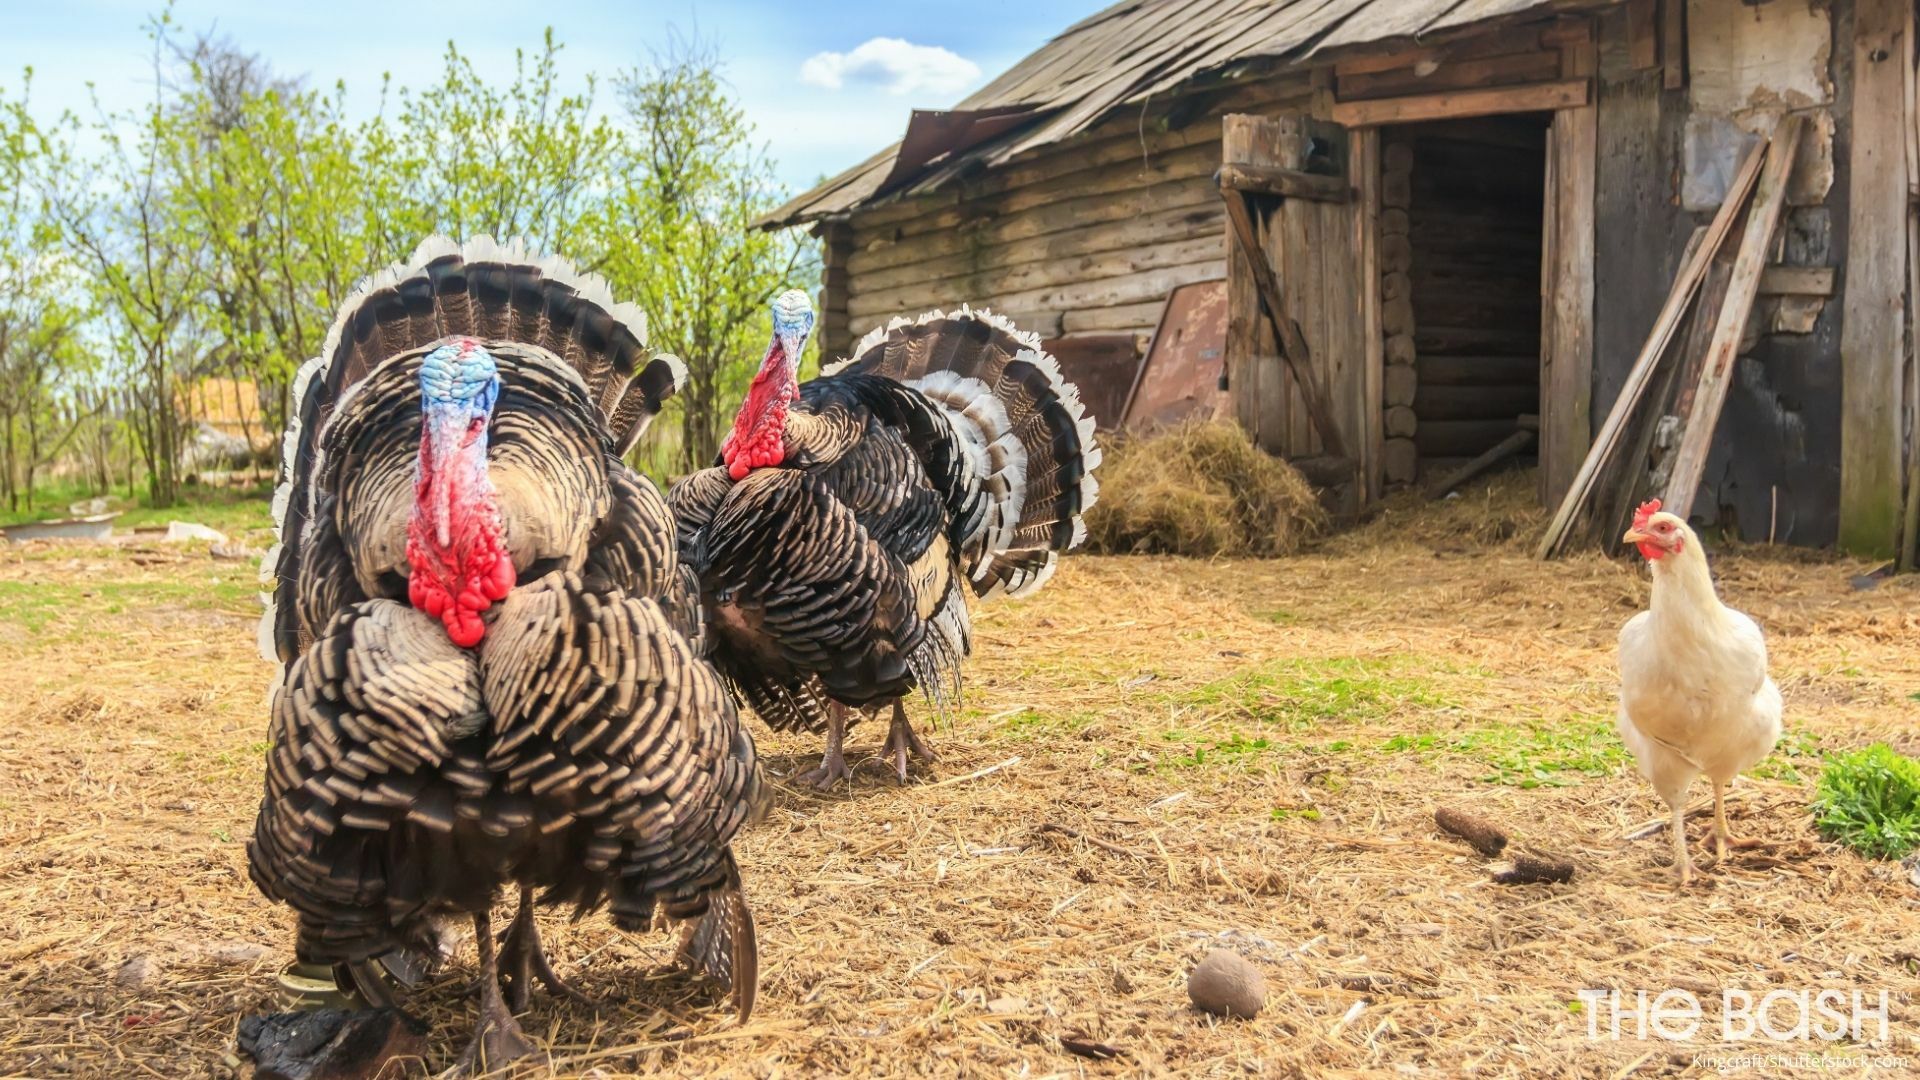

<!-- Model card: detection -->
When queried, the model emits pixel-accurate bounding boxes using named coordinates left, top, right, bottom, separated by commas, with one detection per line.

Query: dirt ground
left=2, top=482, right=1918, bottom=1078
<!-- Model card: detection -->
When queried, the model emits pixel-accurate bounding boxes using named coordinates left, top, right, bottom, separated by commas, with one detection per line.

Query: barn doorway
left=1378, top=115, right=1549, bottom=488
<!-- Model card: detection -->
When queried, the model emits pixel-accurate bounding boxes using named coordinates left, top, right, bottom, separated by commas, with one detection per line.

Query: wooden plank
left=1354, top=127, right=1383, bottom=502
left=1331, top=79, right=1590, bottom=127
left=1221, top=187, right=1348, bottom=459
left=1756, top=266, right=1835, bottom=297
left=1217, top=163, right=1350, bottom=203
left=1902, top=205, right=1920, bottom=571
left=1625, top=0, right=1658, bottom=70
left=1838, top=0, right=1909, bottom=557
left=1336, top=50, right=1563, bottom=101
left=1661, top=116, right=1805, bottom=520
left=1660, top=0, right=1685, bottom=90
left=1225, top=117, right=1281, bottom=450
left=1427, top=429, right=1536, bottom=498
left=1540, top=44, right=1597, bottom=509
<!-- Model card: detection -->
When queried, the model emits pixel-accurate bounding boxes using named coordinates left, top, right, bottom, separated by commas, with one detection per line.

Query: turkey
left=250, top=237, right=764, bottom=1073
left=669, top=292, right=1100, bottom=788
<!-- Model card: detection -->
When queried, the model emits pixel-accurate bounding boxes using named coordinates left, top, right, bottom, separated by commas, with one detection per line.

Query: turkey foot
left=452, top=910, right=537, bottom=1077
left=880, top=700, right=937, bottom=782
left=793, top=705, right=852, bottom=790
left=500, top=885, right=592, bottom=1011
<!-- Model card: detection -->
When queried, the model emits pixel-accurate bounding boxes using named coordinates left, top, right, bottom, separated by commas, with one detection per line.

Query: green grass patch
left=1380, top=715, right=1627, bottom=788
left=1176, top=657, right=1456, bottom=731
left=995, top=707, right=1099, bottom=740
left=0, top=480, right=274, bottom=535
left=1750, top=727, right=1823, bottom=783
left=1164, top=731, right=1275, bottom=769
left=0, top=577, right=258, bottom=635
left=1812, top=744, right=1920, bottom=860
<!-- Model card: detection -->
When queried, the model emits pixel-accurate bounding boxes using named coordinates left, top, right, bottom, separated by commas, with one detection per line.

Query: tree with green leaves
left=593, top=39, right=816, bottom=475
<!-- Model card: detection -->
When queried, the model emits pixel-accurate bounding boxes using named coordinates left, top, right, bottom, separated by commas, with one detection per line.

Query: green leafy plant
left=1812, top=744, right=1920, bottom=860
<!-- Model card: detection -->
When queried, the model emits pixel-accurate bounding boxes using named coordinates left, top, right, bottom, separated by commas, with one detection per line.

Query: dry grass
left=3, top=483, right=1919, bottom=1079
left=1086, top=422, right=1328, bottom=557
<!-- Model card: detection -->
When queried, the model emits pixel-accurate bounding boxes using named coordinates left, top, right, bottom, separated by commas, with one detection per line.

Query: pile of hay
left=1085, top=421, right=1327, bottom=557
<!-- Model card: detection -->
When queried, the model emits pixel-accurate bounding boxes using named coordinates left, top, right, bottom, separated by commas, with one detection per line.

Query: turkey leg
left=794, top=703, right=852, bottom=789
left=500, top=884, right=592, bottom=1010
left=454, top=909, right=537, bottom=1075
left=880, top=699, right=937, bottom=782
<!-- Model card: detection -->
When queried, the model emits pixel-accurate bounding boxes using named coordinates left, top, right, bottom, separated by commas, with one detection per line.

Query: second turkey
left=670, top=293, right=1101, bottom=788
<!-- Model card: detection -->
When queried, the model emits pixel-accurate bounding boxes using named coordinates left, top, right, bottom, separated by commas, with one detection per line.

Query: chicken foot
left=453, top=909, right=537, bottom=1076
left=500, top=885, right=592, bottom=1011
left=794, top=704, right=852, bottom=790
left=1711, top=782, right=1767, bottom=861
left=880, top=700, right=938, bottom=782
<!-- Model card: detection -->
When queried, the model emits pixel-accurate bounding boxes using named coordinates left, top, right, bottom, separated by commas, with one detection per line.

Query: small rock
left=165, top=799, right=199, bottom=813
left=237, top=1008, right=427, bottom=1080
left=1187, top=948, right=1265, bottom=1019
left=210, top=543, right=260, bottom=562
left=986, top=995, right=1029, bottom=1015
left=116, top=954, right=158, bottom=989
left=162, top=521, right=228, bottom=544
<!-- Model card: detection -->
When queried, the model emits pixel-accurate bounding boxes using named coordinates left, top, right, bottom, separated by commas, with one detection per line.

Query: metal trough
left=1, top=512, right=120, bottom=543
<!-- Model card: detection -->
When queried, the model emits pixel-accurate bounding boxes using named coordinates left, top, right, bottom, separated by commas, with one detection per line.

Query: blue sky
left=0, top=0, right=1111, bottom=195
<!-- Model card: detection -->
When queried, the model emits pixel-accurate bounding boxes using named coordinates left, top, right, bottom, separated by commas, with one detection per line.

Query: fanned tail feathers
left=828, top=307, right=1101, bottom=598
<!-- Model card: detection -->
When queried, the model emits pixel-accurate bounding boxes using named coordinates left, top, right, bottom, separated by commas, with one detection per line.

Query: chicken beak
left=1622, top=527, right=1650, bottom=545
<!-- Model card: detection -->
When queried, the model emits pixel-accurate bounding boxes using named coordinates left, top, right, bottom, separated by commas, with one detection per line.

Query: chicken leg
left=879, top=700, right=937, bottom=782
left=500, top=885, right=591, bottom=1011
left=794, top=703, right=851, bottom=790
left=1668, top=800, right=1693, bottom=887
left=454, top=909, right=537, bottom=1076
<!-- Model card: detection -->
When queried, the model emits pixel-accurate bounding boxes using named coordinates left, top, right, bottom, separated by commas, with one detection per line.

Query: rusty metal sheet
left=1121, top=279, right=1230, bottom=433
left=1042, top=335, right=1142, bottom=431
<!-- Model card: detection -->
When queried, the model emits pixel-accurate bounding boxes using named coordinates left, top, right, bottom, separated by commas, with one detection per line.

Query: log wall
left=825, top=74, right=1315, bottom=361
left=1393, top=117, right=1548, bottom=475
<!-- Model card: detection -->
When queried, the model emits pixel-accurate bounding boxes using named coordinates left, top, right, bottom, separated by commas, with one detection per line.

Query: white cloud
left=799, top=37, right=981, bottom=97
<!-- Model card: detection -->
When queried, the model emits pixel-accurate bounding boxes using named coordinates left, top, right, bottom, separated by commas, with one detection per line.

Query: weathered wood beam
left=1662, top=116, right=1804, bottom=520
left=1330, top=79, right=1589, bottom=127
left=1428, top=429, right=1535, bottom=499
left=1838, top=0, right=1910, bottom=557
left=1220, top=187, right=1349, bottom=460
left=1756, top=266, right=1835, bottom=297
left=1216, top=163, right=1349, bottom=203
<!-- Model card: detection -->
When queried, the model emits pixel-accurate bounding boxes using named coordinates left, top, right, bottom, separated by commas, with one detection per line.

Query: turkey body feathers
left=672, top=308, right=1098, bottom=741
left=249, top=238, right=759, bottom=1026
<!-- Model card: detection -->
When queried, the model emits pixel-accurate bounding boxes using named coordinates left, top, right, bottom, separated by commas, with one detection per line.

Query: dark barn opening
left=1383, top=115, right=1550, bottom=483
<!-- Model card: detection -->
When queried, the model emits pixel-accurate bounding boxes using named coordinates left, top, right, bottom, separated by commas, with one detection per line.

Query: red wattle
left=1636, top=540, right=1665, bottom=561
left=721, top=350, right=795, bottom=479
left=407, top=428, right=515, bottom=647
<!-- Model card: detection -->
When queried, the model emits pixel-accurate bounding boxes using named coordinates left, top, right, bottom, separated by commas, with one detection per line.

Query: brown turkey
left=250, top=237, right=763, bottom=1073
left=669, top=293, right=1100, bottom=788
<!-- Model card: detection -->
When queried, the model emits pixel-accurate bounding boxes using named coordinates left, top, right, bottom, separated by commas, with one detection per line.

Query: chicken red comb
left=1632, top=499, right=1662, bottom=529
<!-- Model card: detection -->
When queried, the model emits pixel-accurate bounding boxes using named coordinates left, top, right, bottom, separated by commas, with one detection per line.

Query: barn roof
left=762, top=0, right=1614, bottom=229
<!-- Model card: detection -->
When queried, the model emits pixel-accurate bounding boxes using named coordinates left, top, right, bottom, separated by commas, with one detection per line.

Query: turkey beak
left=423, top=409, right=470, bottom=548
left=778, top=330, right=807, bottom=373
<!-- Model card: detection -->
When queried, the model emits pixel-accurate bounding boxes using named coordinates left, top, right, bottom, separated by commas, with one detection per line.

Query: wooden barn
left=765, top=0, right=1920, bottom=560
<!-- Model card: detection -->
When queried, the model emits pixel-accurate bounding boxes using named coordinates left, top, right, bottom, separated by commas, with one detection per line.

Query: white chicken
left=1616, top=499, right=1782, bottom=884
